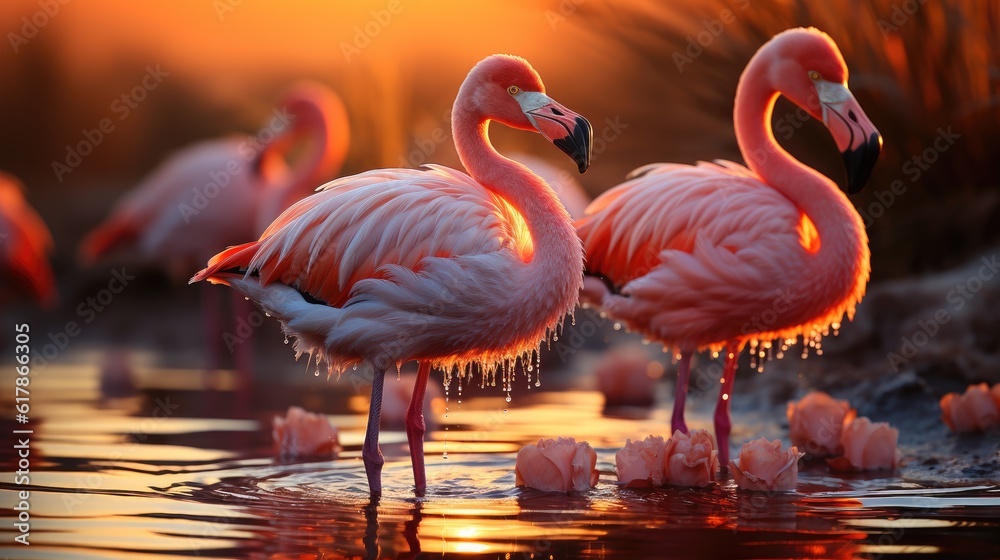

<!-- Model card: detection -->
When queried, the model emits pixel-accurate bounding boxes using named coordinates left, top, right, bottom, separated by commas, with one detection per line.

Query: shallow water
left=2, top=364, right=999, bottom=559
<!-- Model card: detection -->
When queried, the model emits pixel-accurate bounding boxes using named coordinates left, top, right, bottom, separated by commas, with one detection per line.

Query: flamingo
left=78, top=82, right=349, bottom=388
left=576, top=28, right=882, bottom=465
left=191, top=54, right=593, bottom=496
left=0, top=172, right=57, bottom=306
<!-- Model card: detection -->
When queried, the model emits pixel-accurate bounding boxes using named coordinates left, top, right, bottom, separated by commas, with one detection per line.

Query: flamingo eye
left=507, top=85, right=520, bottom=96
left=808, top=71, right=821, bottom=81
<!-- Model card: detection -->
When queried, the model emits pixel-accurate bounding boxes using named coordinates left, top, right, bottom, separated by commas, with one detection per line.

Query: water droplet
left=503, top=409, right=508, bottom=413
left=613, top=322, right=622, bottom=331
left=283, top=337, right=289, bottom=345
left=505, top=395, right=512, bottom=403
left=244, top=297, right=249, bottom=301
left=534, top=380, right=540, bottom=387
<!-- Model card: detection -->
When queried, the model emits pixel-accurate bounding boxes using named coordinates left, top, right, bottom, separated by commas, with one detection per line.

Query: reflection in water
left=0, top=365, right=999, bottom=559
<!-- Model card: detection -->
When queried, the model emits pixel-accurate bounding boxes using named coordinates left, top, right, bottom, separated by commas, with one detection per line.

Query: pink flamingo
left=0, top=172, right=57, bottom=306
left=78, top=82, right=349, bottom=387
left=191, top=55, right=592, bottom=496
left=576, top=28, right=882, bottom=465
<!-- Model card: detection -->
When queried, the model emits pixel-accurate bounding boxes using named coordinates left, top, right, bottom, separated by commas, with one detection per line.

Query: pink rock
left=663, top=429, right=719, bottom=488
left=786, top=391, right=855, bottom=457
left=829, top=416, right=898, bottom=471
left=729, top=438, right=802, bottom=492
left=940, top=383, right=1000, bottom=433
left=272, top=406, right=340, bottom=459
left=595, top=344, right=660, bottom=408
left=516, top=437, right=599, bottom=493
left=615, top=435, right=667, bottom=487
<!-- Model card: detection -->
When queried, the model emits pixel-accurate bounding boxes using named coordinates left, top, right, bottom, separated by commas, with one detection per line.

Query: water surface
left=2, top=363, right=999, bottom=559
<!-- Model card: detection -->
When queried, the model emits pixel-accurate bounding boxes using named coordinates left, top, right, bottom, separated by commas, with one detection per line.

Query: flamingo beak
left=816, top=80, right=882, bottom=194
left=516, top=91, right=593, bottom=173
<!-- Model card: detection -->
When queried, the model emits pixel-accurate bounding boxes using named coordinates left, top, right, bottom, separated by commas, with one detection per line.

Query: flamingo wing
left=196, top=164, right=532, bottom=308
left=577, top=161, right=816, bottom=346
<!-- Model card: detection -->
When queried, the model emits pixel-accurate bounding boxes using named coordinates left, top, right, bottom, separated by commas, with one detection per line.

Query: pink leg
left=405, top=361, right=431, bottom=496
left=714, top=344, right=740, bottom=466
left=671, top=351, right=693, bottom=435
left=364, top=367, right=387, bottom=497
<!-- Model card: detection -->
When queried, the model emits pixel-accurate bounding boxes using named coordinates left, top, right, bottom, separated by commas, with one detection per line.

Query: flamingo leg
left=405, top=361, right=431, bottom=496
left=713, top=344, right=740, bottom=466
left=671, top=351, right=693, bottom=435
left=364, top=367, right=387, bottom=497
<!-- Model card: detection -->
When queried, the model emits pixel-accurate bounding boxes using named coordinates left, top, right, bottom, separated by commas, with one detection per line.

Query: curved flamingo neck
left=452, top=101, right=577, bottom=251
left=451, top=96, right=582, bottom=304
left=734, top=54, right=869, bottom=323
left=276, top=98, right=350, bottom=209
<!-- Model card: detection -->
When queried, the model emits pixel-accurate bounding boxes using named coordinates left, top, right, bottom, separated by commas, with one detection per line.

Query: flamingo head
left=459, top=54, right=593, bottom=173
left=256, top=81, right=350, bottom=181
left=766, top=28, right=883, bottom=193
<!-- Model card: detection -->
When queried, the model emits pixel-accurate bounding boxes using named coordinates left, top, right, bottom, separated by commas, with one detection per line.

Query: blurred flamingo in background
left=577, top=28, right=882, bottom=464
left=0, top=172, right=57, bottom=307
left=78, top=82, right=350, bottom=391
left=192, top=54, right=593, bottom=496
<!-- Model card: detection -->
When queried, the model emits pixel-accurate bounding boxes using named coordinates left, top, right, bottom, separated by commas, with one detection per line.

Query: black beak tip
left=842, top=132, right=882, bottom=194
left=554, top=116, right=593, bottom=174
